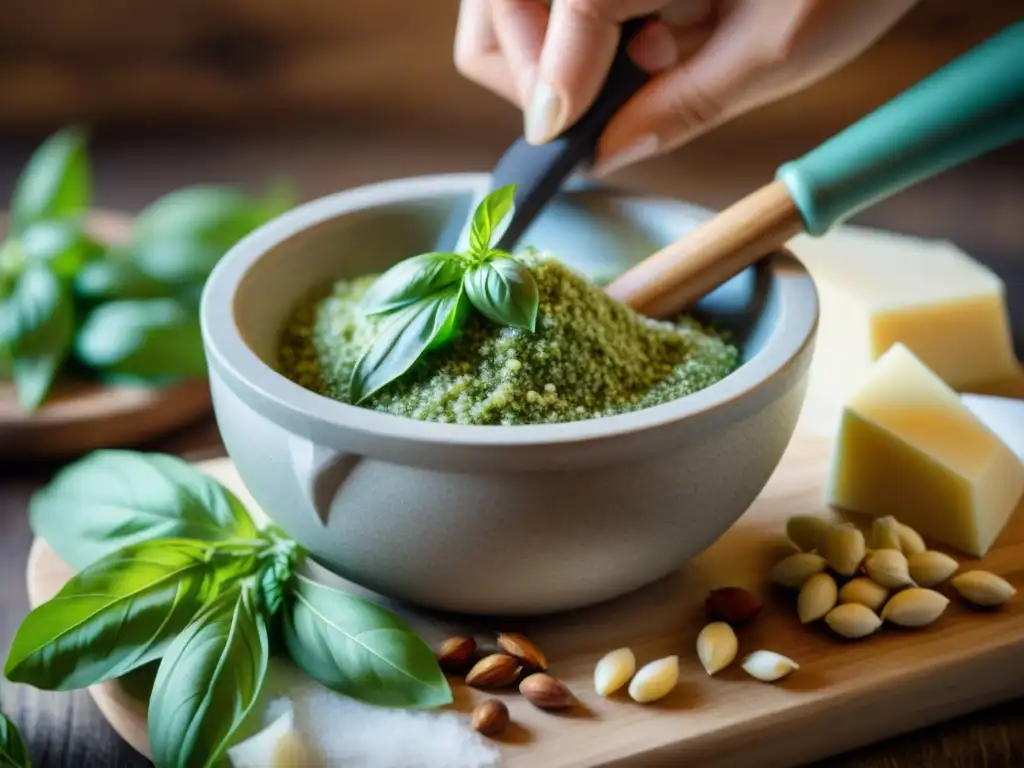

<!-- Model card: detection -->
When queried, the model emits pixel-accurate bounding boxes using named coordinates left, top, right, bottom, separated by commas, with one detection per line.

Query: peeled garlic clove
left=797, top=572, right=838, bottom=624
left=770, top=552, right=828, bottom=589
left=950, top=571, right=1017, bottom=607
left=897, top=522, right=926, bottom=555
left=741, top=650, right=799, bottom=682
left=907, top=550, right=959, bottom=588
left=838, top=577, right=890, bottom=613
left=881, top=588, right=950, bottom=627
left=825, top=602, right=883, bottom=639
left=786, top=515, right=831, bottom=552
left=594, top=647, right=636, bottom=697
left=823, top=523, right=866, bottom=577
left=227, top=705, right=313, bottom=768
left=696, top=622, right=738, bottom=675
left=870, top=516, right=903, bottom=551
left=862, top=549, right=915, bottom=589
left=628, top=655, right=679, bottom=703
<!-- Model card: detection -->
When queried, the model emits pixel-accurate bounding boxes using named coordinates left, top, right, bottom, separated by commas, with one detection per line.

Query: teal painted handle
left=776, top=20, right=1024, bottom=236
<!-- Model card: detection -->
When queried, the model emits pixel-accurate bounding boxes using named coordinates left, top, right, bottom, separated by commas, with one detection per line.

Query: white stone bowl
left=200, top=173, right=818, bottom=615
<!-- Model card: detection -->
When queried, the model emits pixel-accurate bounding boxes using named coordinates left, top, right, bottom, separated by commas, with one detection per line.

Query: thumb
left=525, top=0, right=669, bottom=145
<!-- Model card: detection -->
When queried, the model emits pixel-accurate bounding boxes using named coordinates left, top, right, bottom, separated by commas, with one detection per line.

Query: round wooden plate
left=1, top=209, right=212, bottom=459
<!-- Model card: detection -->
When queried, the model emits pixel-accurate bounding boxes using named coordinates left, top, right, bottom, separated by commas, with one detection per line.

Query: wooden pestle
left=604, top=20, right=1024, bottom=319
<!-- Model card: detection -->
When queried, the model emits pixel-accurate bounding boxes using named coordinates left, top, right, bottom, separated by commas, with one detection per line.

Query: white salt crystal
left=237, top=659, right=502, bottom=768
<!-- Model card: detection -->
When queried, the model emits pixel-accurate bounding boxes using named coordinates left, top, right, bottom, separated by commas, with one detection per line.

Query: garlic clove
left=823, top=523, right=866, bottom=577
left=862, top=549, right=915, bottom=589
left=741, top=650, right=799, bottom=682
left=628, top=655, right=679, bottom=703
left=786, top=515, right=831, bottom=552
left=870, top=516, right=904, bottom=552
left=797, top=572, right=838, bottom=624
left=881, top=587, right=950, bottom=627
left=838, top=577, right=889, bottom=613
left=594, top=647, right=636, bottom=697
left=825, top=602, right=882, bottom=639
left=950, top=570, right=1017, bottom=607
left=907, top=550, right=959, bottom=588
left=896, top=522, right=926, bottom=555
left=696, top=622, right=738, bottom=675
left=770, top=552, right=828, bottom=589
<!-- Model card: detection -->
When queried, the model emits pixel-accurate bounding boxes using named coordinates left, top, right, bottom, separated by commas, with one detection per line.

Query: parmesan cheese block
left=826, top=343, right=1024, bottom=557
left=791, top=227, right=1021, bottom=423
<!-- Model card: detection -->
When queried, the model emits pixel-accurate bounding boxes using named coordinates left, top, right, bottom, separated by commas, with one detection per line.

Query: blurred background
left=0, top=0, right=1021, bottom=256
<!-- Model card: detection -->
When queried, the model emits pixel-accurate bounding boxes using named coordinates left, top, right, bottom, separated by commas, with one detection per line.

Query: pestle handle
left=606, top=19, right=1024, bottom=318
left=436, top=16, right=653, bottom=254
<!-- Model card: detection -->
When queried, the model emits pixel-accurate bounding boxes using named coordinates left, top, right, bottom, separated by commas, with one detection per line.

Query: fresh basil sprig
left=0, top=127, right=296, bottom=413
left=6, top=450, right=452, bottom=768
left=0, top=711, right=31, bottom=768
left=350, top=183, right=539, bottom=402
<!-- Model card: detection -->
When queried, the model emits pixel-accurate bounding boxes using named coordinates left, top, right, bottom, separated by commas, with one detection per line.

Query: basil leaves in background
left=0, top=711, right=31, bottom=768
left=9, top=127, right=90, bottom=233
left=75, top=299, right=206, bottom=381
left=351, top=183, right=540, bottom=401
left=0, top=127, right=296, bottom=413
left=7, top=450, right=451, bottom=768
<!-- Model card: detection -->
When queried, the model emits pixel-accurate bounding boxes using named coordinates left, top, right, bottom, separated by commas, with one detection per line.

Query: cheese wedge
left=826, top=343, right=1024, bottom=557
left=791, top=227, right=1021, bottom=415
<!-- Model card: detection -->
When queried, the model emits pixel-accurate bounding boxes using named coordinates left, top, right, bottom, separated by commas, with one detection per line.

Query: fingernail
left=591, top=134, right=660, bottom=177
left=525, top=79, right=565, bottom=145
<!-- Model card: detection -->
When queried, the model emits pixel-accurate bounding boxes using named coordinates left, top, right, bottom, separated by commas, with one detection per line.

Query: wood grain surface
left=21, top=431, right=1024, bottom=767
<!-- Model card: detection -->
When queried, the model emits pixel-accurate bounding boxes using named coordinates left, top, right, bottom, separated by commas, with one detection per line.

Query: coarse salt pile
left=229, top=659, right=501, bottom=768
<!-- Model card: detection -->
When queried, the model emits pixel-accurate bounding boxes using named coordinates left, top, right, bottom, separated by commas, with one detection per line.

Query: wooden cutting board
left=25, top=429, right=1024, bottom=768
left=0, top=210, right=212, bottom=459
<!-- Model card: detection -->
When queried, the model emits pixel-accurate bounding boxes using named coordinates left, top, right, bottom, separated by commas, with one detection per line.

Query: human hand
left=454, top=0, right=920, bottom=175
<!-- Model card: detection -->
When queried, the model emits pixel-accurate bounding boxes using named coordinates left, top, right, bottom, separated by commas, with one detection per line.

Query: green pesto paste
left=277, top=253, right=740, bottom=425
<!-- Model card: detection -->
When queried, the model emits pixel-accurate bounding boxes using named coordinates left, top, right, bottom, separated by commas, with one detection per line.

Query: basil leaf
left=6, top=266, right=74, bottom=412
left=468, top=184, right=516, bottom=257
left=464, top=257, right=539, bottom=332
left=74, top=298, right=206, bottom=381
left=360, top=252, right=463, bottom=316
left=349, top=285, right=467, bottom=403
left=10, top=127, right=91, bottom=233
left=131, top=185, right=293, bottom=285
left=30, top=450, right=258, bottom=571
left=283, top=574, right=451, bottom=709
left=20, top=220, right=103, bottom=279
left=4, top=539, right=257, bottom=691
left=0, top=712, right=31, bottom=768
left=74, top=258, right=178, bottom=302
left=148, top=582, right=269, bottom=768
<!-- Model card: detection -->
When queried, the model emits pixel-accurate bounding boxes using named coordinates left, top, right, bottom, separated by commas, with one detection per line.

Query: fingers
left=454, top=0, right=523, bottom=106
left=526, top=0, right=671, bottom=145
left=490, top=0, right=550, bottom=104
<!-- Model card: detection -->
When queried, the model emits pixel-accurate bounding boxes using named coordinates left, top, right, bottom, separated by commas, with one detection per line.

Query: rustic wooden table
left=0, top=127, right=1022, bottom=767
